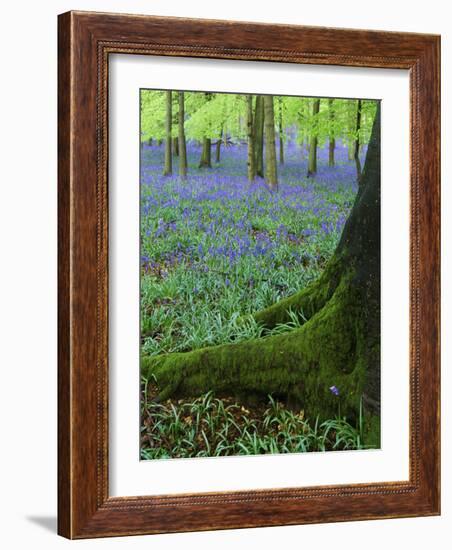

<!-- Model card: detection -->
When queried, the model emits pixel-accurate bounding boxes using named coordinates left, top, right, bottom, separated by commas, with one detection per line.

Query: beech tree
left=140, top=90, right=377, bottom=185
left=263, top=95, right=278, bottom=191
left=253, top=95, right=265, bottom=178
left=307, top=98, right=320, bottom=177
left=178, top=91, right=187, bottom=178
left=198, top=93, right=213, bottom=168
left=278, top=97, right=284, bottom=165
left=163, top=90, right=172, bottom=176
left=328, top=98, right=335, bottom=167
left=215, top=128, right=223, bottom=163
left=142, top=105, right=381, bottom=446
left=246, top=95, right=255, bottom=181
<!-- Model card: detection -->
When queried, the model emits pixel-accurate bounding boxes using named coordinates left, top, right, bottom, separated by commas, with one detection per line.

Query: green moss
left=363, top=414, right=381, bottom=449
left=252, top=253, right=344, bottom=329
left=143, top=264, right=374, bottom=421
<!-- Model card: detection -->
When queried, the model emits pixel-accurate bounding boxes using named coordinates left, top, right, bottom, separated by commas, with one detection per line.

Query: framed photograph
left=58, top=11, right=440, bottom=539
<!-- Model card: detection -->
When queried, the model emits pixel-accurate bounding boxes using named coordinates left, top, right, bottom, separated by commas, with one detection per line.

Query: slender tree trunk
left=328, top=98, right=335, bottom=167
left=143, top=106, right=381, bottom=445
left=215, top=129, right=222, bottom=163
left=307, top=98, right=320, bottom=177
left=254, top=95, right=265, bottom=178
left=157, top=139, right=162, bottom=146
left=173, top=136, right=179, bottom=156
left=178, top=91, right=187, bottom=178
left=163, top=90, right=172, bottom=176
left=354, top=99, right=363, bottom=184
left=199, top=93, right=212, bottom=168
left=148, top=137, right=153, bottom=146
left=264, top=95, right=278, bottom=191
left=329, top=139, right=336, bottom=167
left=246, top=95, right=255, bottom=181
left=199, top=138, right=212, bottom=168
left=278, top=98, right=284, bottom=165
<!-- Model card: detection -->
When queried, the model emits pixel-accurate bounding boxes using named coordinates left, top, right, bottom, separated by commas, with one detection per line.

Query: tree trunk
left=199, top=137, right=212, bottom=168
left=178, top=91, right=187, bottom=178
left=148, top=138, right=153, bottom=146
left=264, top=95, right=278, bottom=191
left=163, top=90, right=172, bottom=176
left=173, top=136, right=179, bottom=156
left=144, top=106, right=381, bottom=445
left=307, top=98, right=320, bottom=177
left=329, top=139, right=335, bottom=167
left=215, top=129, right=222, bottom=163
left=246, top=95, right=255, bottom=181
left=278, top=97, right=284, bottom=165
left=199, top=93, right=212, bottom=168
left=354, top=99, right=363, bottom=184
left=254, top=95, right=265, bottom=177
left=328, top=98, right=335, bottom=167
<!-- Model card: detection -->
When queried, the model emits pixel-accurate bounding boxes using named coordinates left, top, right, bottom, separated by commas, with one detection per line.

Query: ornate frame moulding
left=58, top=10, right=440, bottom=538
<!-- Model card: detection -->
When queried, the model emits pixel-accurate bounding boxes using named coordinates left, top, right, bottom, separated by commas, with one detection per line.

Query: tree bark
left=254, top=95, right=265, bottom=178
left=307, top=98, right=320, bottom=177
left=328, top=98, right=335, bottom=167
left=215, top=129, right=222, bottom=163
left=163, top=90, right=172, bottom=176
left=353, top=99, right=363, bottom=184
left=178, top=91, right=187, bottom=178
left=278, top=97, right=284, bottom=165
left=144, top=106, right=381, bottom=444
left=173, top=136, right=179, bottom=156
left=264, top=95, right=278, bottom=191
left=246, top=95, right=255, bottom=181
left=199, top=137, right=211, bottom=168
left=199, top=93, right=212, bottom=168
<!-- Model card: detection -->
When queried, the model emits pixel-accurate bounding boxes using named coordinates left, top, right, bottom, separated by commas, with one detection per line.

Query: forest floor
left=140, top=140, right=369, bottom=459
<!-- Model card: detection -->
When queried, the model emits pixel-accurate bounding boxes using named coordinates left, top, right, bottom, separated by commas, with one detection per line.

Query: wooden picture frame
left=58, top=10, right=440, bottom=539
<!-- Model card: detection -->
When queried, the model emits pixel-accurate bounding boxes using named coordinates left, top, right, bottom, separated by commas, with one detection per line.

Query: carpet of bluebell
left=140, top=139, right=368, bottom=458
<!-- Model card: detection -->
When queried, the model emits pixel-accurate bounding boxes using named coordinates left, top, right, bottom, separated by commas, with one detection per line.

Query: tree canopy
left=141, top=90, right=377, bottom=148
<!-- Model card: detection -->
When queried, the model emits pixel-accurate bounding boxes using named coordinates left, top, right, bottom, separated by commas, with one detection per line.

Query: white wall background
left=0, top=0, right=449, bottom=548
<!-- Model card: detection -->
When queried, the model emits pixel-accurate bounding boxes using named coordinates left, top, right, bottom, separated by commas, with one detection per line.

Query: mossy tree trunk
left=253, top=95, right=265, bottom=178
left=144, top=106, right=381, bottom=440
left=307, top=98, right=320, bottom=177
left=163, top=90, right=172, bottom=176
left=263, top=95, right=278, bottom=191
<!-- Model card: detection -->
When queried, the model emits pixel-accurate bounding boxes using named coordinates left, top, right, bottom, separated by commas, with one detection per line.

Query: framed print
left=58, top=11, right=440, bottom=538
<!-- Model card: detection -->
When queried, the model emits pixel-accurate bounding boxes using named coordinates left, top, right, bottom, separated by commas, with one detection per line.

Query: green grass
left=141, top=390, right=371, bottom=459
